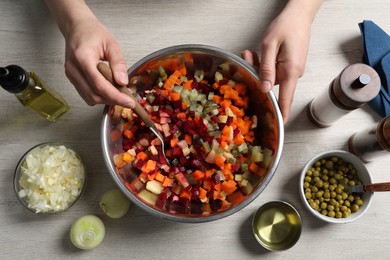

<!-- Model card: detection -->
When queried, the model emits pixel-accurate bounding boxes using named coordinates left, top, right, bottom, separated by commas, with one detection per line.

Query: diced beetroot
left=233, top=127, right=240, bottom=137
left=209, top=199, right=222, bottom=212
left=190, top=199, right=202, bottom=214
left=175, top=172, right=190, bottom=188
left=176, top=198, right=190, bottom=214
left=133, top=159, right=146, bottom=170
left=179, top=156, right=189, bottom=166
left=211, top=172, right=221, bottom=184
left=150, top=154, right=159, bottom=162
left=159, top=153, right=168, bottom=164
left=122, top=138, right=135, bottom=151
left=169, top=124, right=179, bottom=135
left=172, top=147, right=182, bottom=157
left=191, top=159, right=203, bottom=169
left=211, top=115, right=219, bottom=124
left=155, top=198, right=166, bottom=209
left=231, top=164, right=239, bottom=172
left=191, top=187, right=200, bottom=198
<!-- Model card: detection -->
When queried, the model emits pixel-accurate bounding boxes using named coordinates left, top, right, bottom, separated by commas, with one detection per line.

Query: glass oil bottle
left=0, top=65, right=69, bottom=122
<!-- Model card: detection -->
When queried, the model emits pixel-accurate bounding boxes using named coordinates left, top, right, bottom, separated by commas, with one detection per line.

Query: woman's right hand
left=43, top=0, right=135, bottom=108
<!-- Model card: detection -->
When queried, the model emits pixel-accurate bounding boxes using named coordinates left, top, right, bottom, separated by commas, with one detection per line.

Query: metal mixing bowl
left=101, top=44, right=284, bottom=222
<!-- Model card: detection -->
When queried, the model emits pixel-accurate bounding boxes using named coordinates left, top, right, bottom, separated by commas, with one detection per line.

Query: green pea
left=328, top=210, right=336, bottom=218
left=351, top=204, right=360, bottom=212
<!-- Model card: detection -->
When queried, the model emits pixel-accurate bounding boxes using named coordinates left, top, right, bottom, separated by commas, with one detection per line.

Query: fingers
left=65, top=60, right=104, bottom=105
left=259, top=41, right=279, bottom=93
left=241, top=50, right=260, bottom=69
left=81, top=59, right=135, bottom=108
left=277, top=70, right=299, bottom=124
left=105, top=42, right=129, bottom=86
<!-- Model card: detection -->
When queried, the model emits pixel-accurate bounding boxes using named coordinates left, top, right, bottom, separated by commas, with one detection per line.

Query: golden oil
left=252, top=201, right=302, bottom=251
left=0, top=65, right=68, bottom=122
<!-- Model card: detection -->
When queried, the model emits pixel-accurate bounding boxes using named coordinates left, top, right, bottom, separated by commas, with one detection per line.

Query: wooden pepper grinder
left=307, top=63, right=381, bottom=127
left=348, top=116, right=390, bottom=163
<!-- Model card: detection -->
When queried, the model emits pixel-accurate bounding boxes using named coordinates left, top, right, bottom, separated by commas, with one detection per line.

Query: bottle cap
left=333, top=63, right=381, bottom=109
left=0, top=65, right=29, bottom=93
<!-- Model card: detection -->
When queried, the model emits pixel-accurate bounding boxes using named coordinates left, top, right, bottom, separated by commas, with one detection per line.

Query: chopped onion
left=18, top=144, right=85, bottom=213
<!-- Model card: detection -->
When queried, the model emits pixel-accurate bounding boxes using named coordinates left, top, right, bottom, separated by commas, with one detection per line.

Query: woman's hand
left=243, top=0, right=323, bottom=123
left=43, top=0, right=135, bottom=108
left=64, top=17, right=134, bottom=107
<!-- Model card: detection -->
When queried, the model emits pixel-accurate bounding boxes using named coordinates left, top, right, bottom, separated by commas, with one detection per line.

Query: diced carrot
left=111, top=129, right=122, bottom=141
left=141, top=160, right=157, bottom=173
left=170, top=136, right=179, bottom=147
left=222, top=167, right=234, bottom=180
left=169, top=91, right=181, bottom=101
left=113, top=154, right=125, bottom=168
left=139, top=172, right=148, bottom=183
left=192, top=170, right=205, bottom=181
left=160, top=89, right=169, bottom=97
left=227, top=191, right=246, bottom=205
left=222, top=125, right=231, bottom=136
left=181, top=102, right=188, bottom=110
left=219, top=99, right=232, bottom=109
left=147, top=171, right=157, bottom=181
left=178, top=64, right=187, bottom=75
left=123, top=122, right=132, bottom=131
left=244, top=130, right=255, bottom=143
left=198, top=187, right=207, bottom=200
left=252, top=165, right=267, bottom=178
left=221, top=179, right=238, bottom=195
left=155, top=171, right=165, bottom=182
left=234, top=97, right=248, bottom=108
left=213, top=183, right=221, bottom=191
left=202, top=203, right=211, bottom=214
left=183, top=79, right=193, bottom=90
left=136, top=151, right=148, bottom=160
left=184, top=134, right=192, bottom=145
left=230, top=105, right=244, bottom=117
left=194, top=115, right=202, bottom=123
left=179, top=189, right=191, bottom=200
left=215, top=155, right=226, bottom=169
left=162, top=177, right=174, bottom=187
left=233, top=133, right=245, bottom=145
left=123, top=129, right=134, bottom=139
left=213, top=190, right=221, bottom=200
left=212, top=95, right=222, bottom=104
left=235, top=83, right=247, bottom=95
left=177, top=112, right=187, bottom=119
left=249, top=161, right=259, bottom=173
left=163, top=70, right=182, bottom=90
left=220, top=199, right=232, bottom=211
left=203, top=179, right=212, bottom=190
left=122, top=152, right=133, bottom=162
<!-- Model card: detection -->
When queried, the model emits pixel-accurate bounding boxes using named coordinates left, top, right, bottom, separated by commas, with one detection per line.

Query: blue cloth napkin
left=359, top=20, right=390, bottom=117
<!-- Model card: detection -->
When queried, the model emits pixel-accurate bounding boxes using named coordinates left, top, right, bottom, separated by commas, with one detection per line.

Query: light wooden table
left=1, top=0, right=390, bottom=259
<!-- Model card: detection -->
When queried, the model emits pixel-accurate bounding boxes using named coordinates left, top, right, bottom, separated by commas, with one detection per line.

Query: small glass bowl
left=14, top=142, right=86, bottom=215
left=252, top=201, right=302, bottom=251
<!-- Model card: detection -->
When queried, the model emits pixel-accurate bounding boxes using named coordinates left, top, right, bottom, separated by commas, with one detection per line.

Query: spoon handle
left=364, top=182, right=390, bottom=192
left=97, top=62, right=156, bottom=129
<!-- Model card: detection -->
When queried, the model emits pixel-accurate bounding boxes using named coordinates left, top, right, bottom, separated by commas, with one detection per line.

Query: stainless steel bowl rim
left=101, top=44, right=284, bottom=222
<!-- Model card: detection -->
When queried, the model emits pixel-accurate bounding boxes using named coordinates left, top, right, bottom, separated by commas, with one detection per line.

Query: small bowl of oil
left=252, top=201, right=302, bottom=251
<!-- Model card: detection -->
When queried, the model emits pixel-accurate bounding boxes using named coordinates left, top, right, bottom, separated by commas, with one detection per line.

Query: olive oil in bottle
left=0, top=65, right=69, bottom=122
